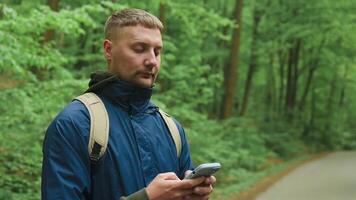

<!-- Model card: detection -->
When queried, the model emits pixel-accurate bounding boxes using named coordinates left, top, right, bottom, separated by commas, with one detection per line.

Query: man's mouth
left=139, top=72, right=154, bottom=79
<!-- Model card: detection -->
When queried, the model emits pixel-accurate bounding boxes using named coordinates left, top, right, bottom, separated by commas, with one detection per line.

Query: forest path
left=256, top=151, right=356, bottom=200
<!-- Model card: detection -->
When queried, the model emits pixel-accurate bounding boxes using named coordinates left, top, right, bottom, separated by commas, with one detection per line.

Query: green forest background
left=0, top=0, right=355, bottom=199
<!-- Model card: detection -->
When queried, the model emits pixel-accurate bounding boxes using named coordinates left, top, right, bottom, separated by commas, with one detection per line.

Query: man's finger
left=193, top=184, right=213, bottom=195
left=204, top=175, right=216, bottom=185
left=184, top=170, right=192, bottom=178
left=159, top=172, right=180, bottom=180
left=177, top=188, right=194, bottom=197
left=177, top=177, right=206, bottom=189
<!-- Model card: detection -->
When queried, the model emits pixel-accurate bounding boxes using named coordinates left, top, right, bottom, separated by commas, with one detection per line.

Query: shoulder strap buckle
left=75, top=92, right=109, bottom=162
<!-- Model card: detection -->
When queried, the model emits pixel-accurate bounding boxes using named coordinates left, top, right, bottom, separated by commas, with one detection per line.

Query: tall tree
left=221, top=0, right=244, bottom=119
left=298, top=38, right=325, bottom=110
left=285, top=38, right=302, bottom=119
left=159, top=1, right=166, bottom=29
left=44, top=0, right=60, bottom=42
left=239, top=3, right=263, bottom=116
left=338, top=66, right=348, bottom=108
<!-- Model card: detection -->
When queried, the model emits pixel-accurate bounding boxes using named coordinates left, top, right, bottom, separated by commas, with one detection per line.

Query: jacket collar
left=86, top=71, right=155, bottom=115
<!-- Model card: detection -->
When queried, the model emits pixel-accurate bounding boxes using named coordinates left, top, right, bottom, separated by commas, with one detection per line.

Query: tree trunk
left=298, top=66, right=315, bottom=110
left=285, top=43, right=294, bottom=110
left=304, top=82, right=316, bottom=138
left=221, top=0, right=243, bottom=119
left=239, top=5, right=261, bottom=116
left=158, top=1, right=168, bottom=93
left=31, top=0, right=60, bottom=80
left=264, top=53, right=277, bottom=121
left=339, top=66, right=348, bottom=107
left=323, top=73, right=338, bottom=137
left=310, top=83, right=316, bottom=126
left=212, top=1, right=231, bottom=119
left=298, top=38, right=324, bottom=110
left=159, top=2, right=166, bottom=31
left=277, top=48, right=286, bottom=114
left=285, top=38, right=301, bottom=119
left=44, top=0, right=59, bottom=42
left=327, top=73, right=338, bottom=112
left=0, top=5, right=4, bottom=19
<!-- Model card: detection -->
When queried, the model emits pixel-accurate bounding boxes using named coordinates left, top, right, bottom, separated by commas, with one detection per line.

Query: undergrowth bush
left=0, top=79, right=87, bottom=199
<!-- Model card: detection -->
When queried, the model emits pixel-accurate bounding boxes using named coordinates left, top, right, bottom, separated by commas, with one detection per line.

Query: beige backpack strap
left=158, top=109, right=182, bottom=157
left=75, top=92, right=109, bottom=162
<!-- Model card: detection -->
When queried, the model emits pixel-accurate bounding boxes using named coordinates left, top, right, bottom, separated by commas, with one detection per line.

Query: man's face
left=104, top=25, right=163, bottom=88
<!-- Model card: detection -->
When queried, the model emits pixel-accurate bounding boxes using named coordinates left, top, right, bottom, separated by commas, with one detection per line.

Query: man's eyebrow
left=131, top=41, right=163, bottom=49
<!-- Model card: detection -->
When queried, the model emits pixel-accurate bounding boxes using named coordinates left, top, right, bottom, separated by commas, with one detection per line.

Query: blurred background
left=0, top=0, right=355, bottom=199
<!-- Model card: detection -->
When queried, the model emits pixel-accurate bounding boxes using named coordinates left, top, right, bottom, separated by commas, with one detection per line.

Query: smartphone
left=184, top=162, right=221, bottom=179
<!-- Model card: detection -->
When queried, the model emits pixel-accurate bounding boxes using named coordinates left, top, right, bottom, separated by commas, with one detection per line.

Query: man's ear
left=103, top=39, right=112, bottom=61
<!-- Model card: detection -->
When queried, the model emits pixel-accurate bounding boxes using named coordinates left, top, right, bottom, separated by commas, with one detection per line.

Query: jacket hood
left=86, top=71, right=117, bottom=93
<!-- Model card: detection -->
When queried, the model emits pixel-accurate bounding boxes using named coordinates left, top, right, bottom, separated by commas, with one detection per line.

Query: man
left=42, top=8, right=216, bottom=200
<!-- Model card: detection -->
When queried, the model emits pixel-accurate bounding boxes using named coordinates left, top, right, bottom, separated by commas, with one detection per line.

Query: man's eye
left=154, top=48, right=162, bottom=56
left=133, top=46, right=145, bottom=53
left=154, top=50, right=161, bottom=56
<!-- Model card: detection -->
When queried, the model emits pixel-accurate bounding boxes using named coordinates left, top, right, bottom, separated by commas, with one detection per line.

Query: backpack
left=75, top=92, right=182, bottom=162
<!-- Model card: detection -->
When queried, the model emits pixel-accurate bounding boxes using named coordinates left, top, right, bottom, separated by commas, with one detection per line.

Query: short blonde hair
left=104, top=8, right=164, bottom=40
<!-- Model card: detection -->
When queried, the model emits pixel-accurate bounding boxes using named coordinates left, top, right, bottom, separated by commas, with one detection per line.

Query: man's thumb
left=160, top=172, right=180, bottom=180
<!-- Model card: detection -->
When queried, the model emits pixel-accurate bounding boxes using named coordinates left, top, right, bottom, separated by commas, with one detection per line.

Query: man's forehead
left=115, top=25, right=162, bottom=46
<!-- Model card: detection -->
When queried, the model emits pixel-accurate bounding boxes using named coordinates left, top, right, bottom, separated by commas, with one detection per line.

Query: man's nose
left=144, top=51, right=158, bottom=67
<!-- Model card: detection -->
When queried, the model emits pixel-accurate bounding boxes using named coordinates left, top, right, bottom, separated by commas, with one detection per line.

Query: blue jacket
left=42, top=74, right=193, bottom=199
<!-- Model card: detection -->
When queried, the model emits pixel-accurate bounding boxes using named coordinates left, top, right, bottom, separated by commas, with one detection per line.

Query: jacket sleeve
left=119, top=188, right=149, bottom=200
left=41, top=104, right=91, bottom=200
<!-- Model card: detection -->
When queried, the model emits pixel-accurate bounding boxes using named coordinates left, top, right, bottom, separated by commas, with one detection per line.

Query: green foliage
left=0, top=0, right=355, bottom=199
left=155, top=1, right=234, bottom=116
left=0, top=2, right=125, bottom=81
left=176, top=116, right=270, bottom=189
left=0, top=79, right=87, bottom=199
left=0, top=80, right=87, bottom=128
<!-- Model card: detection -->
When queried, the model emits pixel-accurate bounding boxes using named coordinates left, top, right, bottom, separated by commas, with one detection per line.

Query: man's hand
left=146, top=172, right=205, bottom=200
left=182, top=170, right=216, bottom=200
